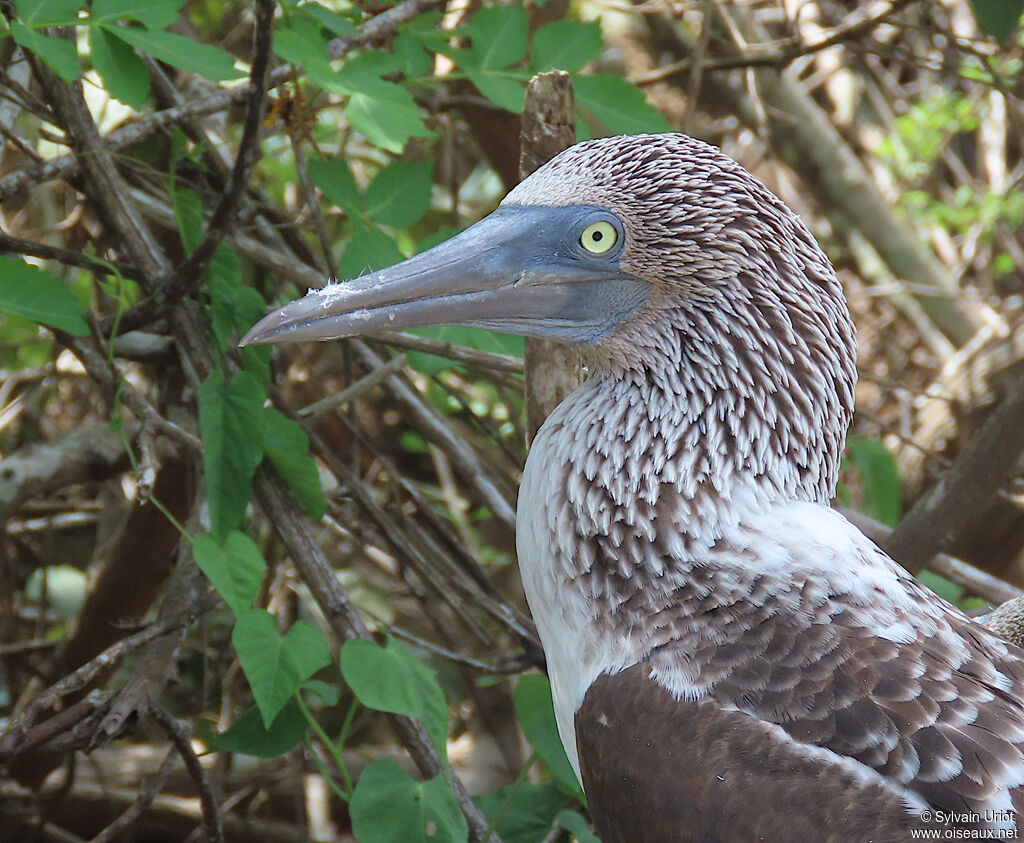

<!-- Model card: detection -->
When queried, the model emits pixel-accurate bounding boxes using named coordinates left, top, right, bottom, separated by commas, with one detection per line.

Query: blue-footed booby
left=243, top=134, right=1024, bottom=841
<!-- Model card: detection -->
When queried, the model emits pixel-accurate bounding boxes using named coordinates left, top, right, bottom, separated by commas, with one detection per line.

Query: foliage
left=2, top=0, right=1023, bottom=841
left=842, top=436, right=902, bottom=528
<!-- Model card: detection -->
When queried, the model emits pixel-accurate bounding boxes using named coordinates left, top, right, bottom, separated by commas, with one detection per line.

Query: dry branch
left=0, top=422, right=137, bottom=521
left=882, top=364, right=1024, bottom=574
left=637, top=4, right=988, bottom=348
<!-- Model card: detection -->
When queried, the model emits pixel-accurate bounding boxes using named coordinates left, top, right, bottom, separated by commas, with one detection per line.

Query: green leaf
left=192, top=530, right=266, bottom=615
left=91, top=0, right=183, bottom=29
left=917, top=570, right=963, bottom=605
left=364, top=161, right=434, bottom=228
left=351, top=760, right=468, bottom=843
left=475, top=781, right=571, bottom=843
left=0, top=257, right=89, bottom=335
left=574, top=74, right=671, bottom=135
left=234, top=609, right=332, bottom=726
left=556, top=810, right=600, bottom=843
left=337, top=50, right=403, bottom=84
left=90, top=26, right=150, bottom=109
left=463, top=67, right=526, bottom=114
left=341, top=637, right=448, bottom=756
left=170, top=185, right=204, bottom=252
left=304, top=2, right=357, bottom=37
left=972, top=0, right=1024, bottom=41
left=211, top=700, right=307, bottom=757
left=11, top=23, right=79, bottom=82
left=212, top=699, right=308, bottom=758
left=846, top=435, right=902, bottom=527
left=198, top=370, right=267, bottom=540
left=111, top=26, right=242, bottom=80
left=301, top=678, right=339, bottom=706
left=16, top=0, right=83, bottom=25
left=344, top=85, right=433, bottom=154
left=308, top=158, right=362, bottom=219
left=339, top=228, right=405, bottom=280
left=531, top=20, right=602, bottom=73
left=206, top=246, right=249, bottom=349
left=393, top=31, right=432, bottom=78
left=273, top=15, right=331, bottom=69
left=514, top=674, right=580, bottom=794
left=465, top=5, right=527, bottom=70
left=262, top=407, right=327, bottom=520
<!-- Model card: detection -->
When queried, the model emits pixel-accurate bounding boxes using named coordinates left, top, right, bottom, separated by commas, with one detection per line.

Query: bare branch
left=172, top=0, right=275, bottom=298
left=883, top=366, right=1024, bottom=574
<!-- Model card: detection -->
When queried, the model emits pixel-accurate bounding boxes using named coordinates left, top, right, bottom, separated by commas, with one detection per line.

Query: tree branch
left=882, top=365, right=1024, bottom=574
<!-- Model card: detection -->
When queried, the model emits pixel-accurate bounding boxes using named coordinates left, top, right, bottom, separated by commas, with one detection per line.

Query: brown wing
left=576, top=663, right=937, bottom=843
left=576, top=570, right=1024, bottom=841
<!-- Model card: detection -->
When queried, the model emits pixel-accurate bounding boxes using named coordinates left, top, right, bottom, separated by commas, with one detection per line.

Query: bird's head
left=243, top=133, right=855, bottom=444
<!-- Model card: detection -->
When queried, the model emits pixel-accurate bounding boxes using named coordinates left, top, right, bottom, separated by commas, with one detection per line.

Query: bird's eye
left=579, top=220, right=619, bottom=255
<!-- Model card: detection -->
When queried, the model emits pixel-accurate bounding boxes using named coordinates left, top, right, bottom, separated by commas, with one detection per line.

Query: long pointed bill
left=240, top=205, right=652, bottom=348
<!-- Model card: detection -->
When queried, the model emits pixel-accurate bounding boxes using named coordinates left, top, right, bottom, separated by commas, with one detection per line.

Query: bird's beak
left=240, top=205, right=652, bottom=348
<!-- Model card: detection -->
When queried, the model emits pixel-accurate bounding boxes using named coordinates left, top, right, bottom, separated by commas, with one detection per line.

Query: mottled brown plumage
left=244, top=133, right=1024, bottom=841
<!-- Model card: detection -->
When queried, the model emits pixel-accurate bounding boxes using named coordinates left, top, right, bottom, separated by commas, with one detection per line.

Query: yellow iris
left=579, top=220, right=618, bottom=254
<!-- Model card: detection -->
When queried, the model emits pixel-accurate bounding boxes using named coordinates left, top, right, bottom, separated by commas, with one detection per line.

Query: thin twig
left=172, top=0, right=275, bottom=298
left=151, top=705, right=225, bottom=843
left=883, top=364, right=1024, bottom=575
left=297, top=353, right=408, bottom=418
left=0, top=231, right=139, bottom=279
left=0, top=595, right=216, bottom=762
left=88, top=745, right=177, bottom=843
left=252, top=467, right=502, bottom=842
left=374, top=329, right=525, bottom=376
left=632, top=0, right=922, bottom=85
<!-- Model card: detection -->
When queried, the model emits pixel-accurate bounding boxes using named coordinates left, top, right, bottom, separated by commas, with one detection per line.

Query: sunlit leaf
left=193, top=530, right=266, bottom=614
left=273, top=15, right=331, bottom=69
left=198, top=370, right=267, bottom=539
left=364, top=161, right=434, bottom=228
left=463, top=67, right=526, bottom=113
left=112, top=26, right=242, bottom=80
left=350, top=760, right=468, bottom=843
left=91, top=0, right=183, bottom=29
left=465, top=4, right=527, bottom=70
left=574, top=74, right=671, bottom=135
left=262, top=407, right=327, bottom=520
left=341, top=637, right=448, bottom=756
left=90, top=26, right=150, bottom=109
left=556, top=810, right=600, bottom=843
left=11, top=23, right=79, bottom=82
left=339, top=227, right=405, bottom=280
left=234, top=609, right=331, bottom=726
left=532, top=19, right=603, bottom=73
left=304, top=2, right=357, bottom=37
left=344, top=86, right=432, bottom=154
left=0, top=257, right=89, bottom=335
left=308, top=158, right=362, bottom=219
left=16, top=0, right=82, bottom=25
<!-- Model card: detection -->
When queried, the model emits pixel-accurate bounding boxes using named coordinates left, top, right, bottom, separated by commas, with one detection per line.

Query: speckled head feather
left=510, top=134, right=856, bottom=527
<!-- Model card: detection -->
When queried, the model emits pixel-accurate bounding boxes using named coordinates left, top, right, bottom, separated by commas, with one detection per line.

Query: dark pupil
left=592, top=230, right=603, bottom=242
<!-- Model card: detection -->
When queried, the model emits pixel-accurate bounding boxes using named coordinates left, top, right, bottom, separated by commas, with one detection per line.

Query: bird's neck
left=521, top=306, right=851, bottom=611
